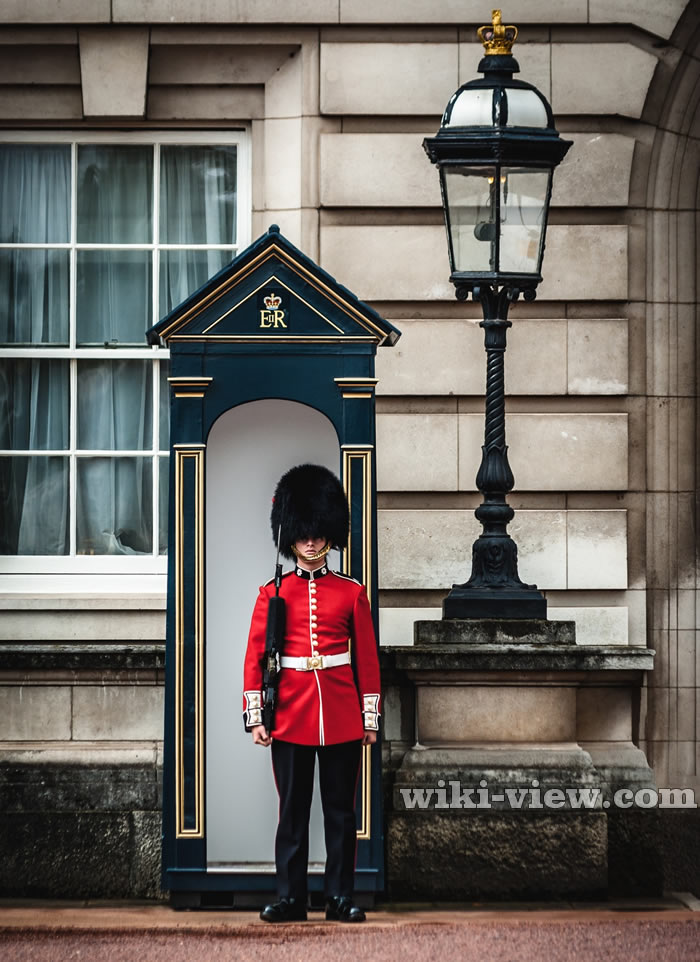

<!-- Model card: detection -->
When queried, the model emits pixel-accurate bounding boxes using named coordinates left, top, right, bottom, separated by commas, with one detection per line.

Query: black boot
left=325, top=896, right=366, bottom=922
left=260, top=897, right=307, bottom=922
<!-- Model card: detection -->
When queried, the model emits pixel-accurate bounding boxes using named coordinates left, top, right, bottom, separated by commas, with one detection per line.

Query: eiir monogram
left=259, top=291, right=288, bottom=329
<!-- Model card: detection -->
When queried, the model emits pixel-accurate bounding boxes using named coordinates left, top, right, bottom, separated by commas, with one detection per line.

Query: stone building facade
left=0, top=1, right=698, bottom=896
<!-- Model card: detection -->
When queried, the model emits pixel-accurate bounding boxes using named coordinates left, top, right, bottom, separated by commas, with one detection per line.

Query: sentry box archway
left=147, top=226, right=400, bottom=907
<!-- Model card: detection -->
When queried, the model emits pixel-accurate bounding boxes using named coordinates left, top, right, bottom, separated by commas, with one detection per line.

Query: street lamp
left=424, top=10, right=572, bottom=619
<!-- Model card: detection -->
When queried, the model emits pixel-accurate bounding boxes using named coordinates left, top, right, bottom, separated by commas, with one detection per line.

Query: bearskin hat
left=270, top=463, right=349, bottom=560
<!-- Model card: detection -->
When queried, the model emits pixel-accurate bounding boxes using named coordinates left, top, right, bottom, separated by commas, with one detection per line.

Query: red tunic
left=242, top=565, right=381, bottom=746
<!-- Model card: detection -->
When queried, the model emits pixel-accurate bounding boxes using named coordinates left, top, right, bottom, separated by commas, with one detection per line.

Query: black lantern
left=424, top=10, right=572, bottom=619
left=425, top=10, right=571, bottom=300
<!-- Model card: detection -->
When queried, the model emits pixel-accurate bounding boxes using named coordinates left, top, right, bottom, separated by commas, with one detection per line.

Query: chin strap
left=291, top=541, right=331, bottom=563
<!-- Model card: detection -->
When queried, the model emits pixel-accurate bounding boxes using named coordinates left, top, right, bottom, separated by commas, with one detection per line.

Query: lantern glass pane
left=443, top=166, right=497, bottom=274
left=499, top=167, right=550, bottom=275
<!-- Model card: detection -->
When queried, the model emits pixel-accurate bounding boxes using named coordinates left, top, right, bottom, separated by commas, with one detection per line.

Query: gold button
left=311, top=603, right=317, bottom=610
left=311, top=639, right=318, bottom=647
left=312, top=633, right=318, bottom=640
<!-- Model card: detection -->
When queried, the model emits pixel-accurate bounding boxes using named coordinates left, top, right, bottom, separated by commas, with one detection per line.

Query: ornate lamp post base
left=443, top=586, right=546, bottom=619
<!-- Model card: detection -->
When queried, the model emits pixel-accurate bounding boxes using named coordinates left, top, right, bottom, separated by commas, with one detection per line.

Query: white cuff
left=244, top=690, right=263, bottom=729
left=362, top=694, right=380, bottom=731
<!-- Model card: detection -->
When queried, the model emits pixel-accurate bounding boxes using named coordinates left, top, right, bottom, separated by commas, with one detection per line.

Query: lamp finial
left=477, top=9, right=518, bottom=56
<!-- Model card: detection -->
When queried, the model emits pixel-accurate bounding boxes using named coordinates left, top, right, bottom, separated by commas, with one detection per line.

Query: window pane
left=159, top=456, right=169, bottom=554
left=160, top=145, right=237, bottom=245
left=159, top=361, right=170, bottom=450
left=77, top=250, right=152, bottom=345
left=0, top=359, right=69, bottom=450
left=0, top=456, right=69, bottom=554
left=77, top=457, right=153, bottom=555
left=0, top=249, right=69, bottom=345
left=77, top=145, right=153, bottom=244
left=0, top=144, right=70, bottom=244
left=159, top=249, right=232, bottom=317
left=77, top=360, right=153, bottom=450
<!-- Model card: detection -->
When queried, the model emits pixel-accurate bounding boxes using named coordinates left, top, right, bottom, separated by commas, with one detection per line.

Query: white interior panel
left=205, top=398, right=340, bottom=866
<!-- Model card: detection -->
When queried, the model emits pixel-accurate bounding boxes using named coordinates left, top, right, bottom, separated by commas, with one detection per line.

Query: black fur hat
left=270, top=463, right=349, bottom=560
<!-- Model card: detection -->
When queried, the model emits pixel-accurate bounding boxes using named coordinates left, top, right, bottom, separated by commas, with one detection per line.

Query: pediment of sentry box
left=149, top=229, right=400, bottom=348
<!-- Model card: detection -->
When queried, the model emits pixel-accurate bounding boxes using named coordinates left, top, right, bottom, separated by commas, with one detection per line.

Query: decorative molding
left=342, top=445, right=373, bottom=601
left=356, top=743, right=372, bottom=841
left=342, top=445, right=374, bottom=840
left=168, top=377, right=213, bottom=399
left=174, top=445, right=205, bottom=839
left=335, top=377, right=378, bottom=399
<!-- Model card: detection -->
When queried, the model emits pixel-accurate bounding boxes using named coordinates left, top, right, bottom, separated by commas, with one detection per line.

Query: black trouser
left=271, top=738, right=363, bottom=900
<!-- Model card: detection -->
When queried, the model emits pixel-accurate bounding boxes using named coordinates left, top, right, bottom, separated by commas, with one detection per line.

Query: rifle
left=261, top=524, right=286, bottom=734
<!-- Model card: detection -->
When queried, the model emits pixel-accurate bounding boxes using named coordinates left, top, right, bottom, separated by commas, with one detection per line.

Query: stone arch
left=635, top=1, right=700, bottom=791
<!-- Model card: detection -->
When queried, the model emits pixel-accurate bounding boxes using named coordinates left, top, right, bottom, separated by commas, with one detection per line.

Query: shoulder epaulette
left=263, top=570, right=293, bottom=587
left=329, top=570, right=361, bottom=585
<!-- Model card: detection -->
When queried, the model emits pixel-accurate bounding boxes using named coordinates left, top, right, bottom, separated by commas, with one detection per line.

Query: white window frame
left=0, top=129, right=251, bottom=592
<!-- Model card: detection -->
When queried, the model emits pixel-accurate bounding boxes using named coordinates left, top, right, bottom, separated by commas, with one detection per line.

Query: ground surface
left=1, top=898, right=699, bottom=962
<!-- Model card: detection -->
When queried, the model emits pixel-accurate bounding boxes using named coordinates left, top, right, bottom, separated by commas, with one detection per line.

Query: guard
left=242, top=464, right=381, bottom=923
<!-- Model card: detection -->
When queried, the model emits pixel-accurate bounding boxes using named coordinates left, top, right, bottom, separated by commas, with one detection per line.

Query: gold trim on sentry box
left=334, top=378, right=379, bottom=389
left=169, top=335, right=376, bottom=344
left=341, top=446, right=374, bottom=840
left=174, top=446, right=205, bottom=839
left=342, top=446, right=373, bottom=603
left=168, top=377, right=214, bottom=399
left=357, top=743, right=372, bottom=840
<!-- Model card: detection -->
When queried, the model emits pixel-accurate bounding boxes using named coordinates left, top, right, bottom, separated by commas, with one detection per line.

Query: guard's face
left=294, top=536, right=328, bottom=561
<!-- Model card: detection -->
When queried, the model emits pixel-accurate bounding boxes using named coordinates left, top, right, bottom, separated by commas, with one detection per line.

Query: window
left=0, top=131, right=249, bottom=581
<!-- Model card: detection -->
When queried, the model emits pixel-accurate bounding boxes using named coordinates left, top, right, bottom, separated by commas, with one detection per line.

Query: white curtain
left=72, top=146, right=154, bottom=555
left=75, top=359, right=153, bottom=555
left=159, top=145, right=237, bottom=315
left=0, top=358, right=70, bottom=555
left=0, top=146, right=71, bottom=554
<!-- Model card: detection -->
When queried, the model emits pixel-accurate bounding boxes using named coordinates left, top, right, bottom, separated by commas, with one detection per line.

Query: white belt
left=280, top=652, right=351, bottom=672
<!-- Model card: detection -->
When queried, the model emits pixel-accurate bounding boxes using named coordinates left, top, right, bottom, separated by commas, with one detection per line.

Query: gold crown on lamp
left=477, top=9, right=518, bottom=56
left=264, top=292, right=282, bottom=309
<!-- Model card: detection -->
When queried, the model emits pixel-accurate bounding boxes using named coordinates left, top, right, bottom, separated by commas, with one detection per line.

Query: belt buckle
left=306, top=655, right=323, bottom=670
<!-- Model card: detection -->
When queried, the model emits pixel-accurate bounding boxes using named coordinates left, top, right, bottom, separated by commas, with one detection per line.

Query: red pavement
left=1, top=900, right=699, bottom=962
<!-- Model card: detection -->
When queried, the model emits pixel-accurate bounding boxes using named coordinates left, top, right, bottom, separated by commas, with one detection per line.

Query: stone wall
left=0, top=646, right=164, bottom=898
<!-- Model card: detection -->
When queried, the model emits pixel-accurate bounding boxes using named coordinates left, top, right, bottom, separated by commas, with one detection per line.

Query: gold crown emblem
left=263, top=292, right=282, bottom=310
left=477, top=9, right=518, bottom=56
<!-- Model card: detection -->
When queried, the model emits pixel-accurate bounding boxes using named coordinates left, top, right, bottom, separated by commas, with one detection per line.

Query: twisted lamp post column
left=443, top=284, right=545, bottom=618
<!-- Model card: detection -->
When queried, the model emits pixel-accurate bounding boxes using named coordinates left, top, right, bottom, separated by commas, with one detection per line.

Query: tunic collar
left=294, top=564, right=329, bottom=580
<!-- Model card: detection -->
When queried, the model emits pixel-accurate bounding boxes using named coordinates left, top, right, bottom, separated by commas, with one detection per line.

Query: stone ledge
left=0, top=644, right=165, bottom=672
left=0, top=759, right=162, bottom=812
left=382, top=644, right=654, bottom=675
left=0, top=595, right=166, bottom=609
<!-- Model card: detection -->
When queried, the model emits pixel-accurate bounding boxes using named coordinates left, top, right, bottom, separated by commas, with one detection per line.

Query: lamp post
left=424, top=10, right=572, bottom=619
